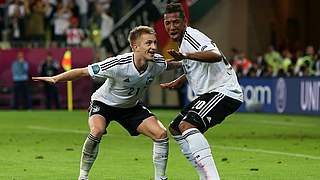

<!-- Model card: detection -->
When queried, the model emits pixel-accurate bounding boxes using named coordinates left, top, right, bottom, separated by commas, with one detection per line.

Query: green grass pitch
left=0, top=110, right=319, bottom=180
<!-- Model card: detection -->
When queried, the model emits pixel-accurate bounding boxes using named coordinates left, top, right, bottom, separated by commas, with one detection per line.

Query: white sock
left=153, top=137, right=169, bottom=180
left=79, top=134, right=100, bottom=178
left=173, top=135, right=207, bottom=180
left=183, top=128, right=220, bottom=180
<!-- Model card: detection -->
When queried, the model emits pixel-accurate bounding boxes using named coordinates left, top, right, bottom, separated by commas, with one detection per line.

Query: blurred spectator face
left=17, top=51, right=24, bottom=61
left=164, top=12, right=186, bottom=42
left=95, top=2, right=103, bottom=14
left=306, top=46, right=315, bottom=56
left=70, top=17, right=79, bottom=27
left=46, top=52, right=53, bottom=62
left=283, top=49, right=292, bottom=58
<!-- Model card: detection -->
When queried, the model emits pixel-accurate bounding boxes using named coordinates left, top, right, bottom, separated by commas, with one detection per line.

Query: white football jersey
left=88, top=52, right=167, bottom=108
left=180, top=27, right=243, bottom=102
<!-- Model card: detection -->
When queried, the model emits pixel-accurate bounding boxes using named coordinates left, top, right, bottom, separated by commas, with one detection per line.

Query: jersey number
left=192, top=100, right=206, bottom=110
left=128, top=87, right=141, bottom=96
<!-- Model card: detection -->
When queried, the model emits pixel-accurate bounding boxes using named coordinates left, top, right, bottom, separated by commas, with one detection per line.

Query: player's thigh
left=88, top=100, right=111, bottom=137
left=183, top=92, right=238, bottom=133
left=137, top=116, right=167, bottom=140
left=115, top=103, right=157, bottom=137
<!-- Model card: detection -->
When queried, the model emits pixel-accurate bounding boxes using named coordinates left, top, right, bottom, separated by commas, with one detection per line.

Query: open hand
left=167, top=49, right=186, bottom=61
left=32, top=77, right=56, bottom=84
left=160, top=80, right=184, bottom=89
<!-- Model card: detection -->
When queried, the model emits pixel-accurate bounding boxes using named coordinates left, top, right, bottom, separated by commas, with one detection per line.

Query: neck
left=178, top=27, right=187, bottom=45
left=133, top=53, right=148, bottom=73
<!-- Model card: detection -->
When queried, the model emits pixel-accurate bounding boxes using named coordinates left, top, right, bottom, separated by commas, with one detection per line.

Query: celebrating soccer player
left=33, top=26, right=181, bottom=180
left=161, top=3, right=244, bottom=180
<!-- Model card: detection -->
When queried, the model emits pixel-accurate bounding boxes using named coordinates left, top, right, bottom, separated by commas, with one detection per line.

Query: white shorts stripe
left=199, top=93, right=225, bottom=118
left=197, top=93, right=223, bottom=117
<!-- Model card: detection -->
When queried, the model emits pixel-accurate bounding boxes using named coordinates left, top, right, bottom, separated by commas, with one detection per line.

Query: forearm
left=175, top=74, right=186, bottom=82
left=166, top=61, right=182, bottom=70
left=185, top=51, right=222, bottom=63
left=53, top=68, right=89, bottom=83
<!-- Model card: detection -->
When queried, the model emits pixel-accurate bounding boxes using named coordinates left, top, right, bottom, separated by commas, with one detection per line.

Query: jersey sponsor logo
left=92, top=64, right=100, bottom=74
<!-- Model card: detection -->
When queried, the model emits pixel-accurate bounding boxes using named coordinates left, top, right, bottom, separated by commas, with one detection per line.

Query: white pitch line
left=214, top=145, right=320, bottom=160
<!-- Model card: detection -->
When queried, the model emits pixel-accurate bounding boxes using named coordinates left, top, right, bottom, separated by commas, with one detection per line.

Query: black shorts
left=88, top=100, right=154, bottom=136
left=170, top=92, right=242, bottom=133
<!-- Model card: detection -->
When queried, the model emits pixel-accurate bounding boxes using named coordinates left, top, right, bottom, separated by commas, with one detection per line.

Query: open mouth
left=170, top=32, right=178, bottom=37
left=148, top=51, right=155, bottom=56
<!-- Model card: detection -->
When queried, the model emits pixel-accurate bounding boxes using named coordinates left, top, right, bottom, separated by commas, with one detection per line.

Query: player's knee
left=154, top=128, right=167, bottom=140
left=168, top=124, right=180, bottom=136
left=90, top=127, right=105, bottom=138
left=178, top=121, right=197, bottom=133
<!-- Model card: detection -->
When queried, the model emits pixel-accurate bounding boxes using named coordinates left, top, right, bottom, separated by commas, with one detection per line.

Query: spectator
left=39, top=51, right=61, bottom=109
left=8, top=0, right=26, bottom=46
left=24, top=0, right=48, bottom=47
left=66, top=16, right=84, bottom=47
left=260, top=64, right=274, bottom=77
left=75, top=0, right=88, bottom=29
left=239, top=51, right=252, bottom=76
left=53, top=1, right=72, bottom=46
left=89, top=2, right=114, bottom=47
left=11, top=51, right=32, bottom=109
left=264, top=45, right=282, bottom=75
left=314, top=49, right=320, bottom=76
left=281, top=49, right=292, bottom=73
left=295, top=45, right=316, bottom=75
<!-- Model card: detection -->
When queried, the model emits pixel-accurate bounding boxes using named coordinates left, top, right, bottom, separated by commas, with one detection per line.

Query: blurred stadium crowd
left=0, top=0, right=140, bottom=48
left=0, top=0, right=319, bottom=78
left=230, top=45, right=320, bottom=78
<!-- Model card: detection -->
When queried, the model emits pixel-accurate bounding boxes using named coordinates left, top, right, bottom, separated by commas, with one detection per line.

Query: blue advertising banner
left=184, top=77, right=320, bottom=115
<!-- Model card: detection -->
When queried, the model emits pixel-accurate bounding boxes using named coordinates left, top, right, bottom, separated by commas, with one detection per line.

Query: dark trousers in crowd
left=13, top=81, right=32, bottom=110
left=44, top=84, right=60, bottom=109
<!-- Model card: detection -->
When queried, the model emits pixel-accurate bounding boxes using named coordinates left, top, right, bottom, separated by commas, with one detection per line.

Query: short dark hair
left=128, top=26, right=156, bottom=46
left=164, top=2, right=185, bottom=19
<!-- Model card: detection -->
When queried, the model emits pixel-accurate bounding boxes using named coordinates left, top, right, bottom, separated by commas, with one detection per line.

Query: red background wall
left=0, top=48, right=94, bottom=109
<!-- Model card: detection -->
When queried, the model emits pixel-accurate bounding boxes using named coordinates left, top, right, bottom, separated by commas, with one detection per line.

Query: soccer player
left=160, top=3, right=243, bottom=180
left=33, top=26, right=181, bottom=180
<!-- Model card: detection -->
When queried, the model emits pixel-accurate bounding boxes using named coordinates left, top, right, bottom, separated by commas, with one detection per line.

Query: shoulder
left=153, top=53, right=165, bottom=63
left=182, top=27, right=206, bottom=51
left=99, top=52, right=133, bottom=71
left=185, top=26, right=208, bottom=38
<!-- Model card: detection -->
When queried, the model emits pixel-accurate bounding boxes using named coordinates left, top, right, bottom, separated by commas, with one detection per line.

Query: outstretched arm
left=160, top=74, right=186, bottom=89
left=32, top=67, right=89, bottom=84
left=168, top=49, right=222, bottom=63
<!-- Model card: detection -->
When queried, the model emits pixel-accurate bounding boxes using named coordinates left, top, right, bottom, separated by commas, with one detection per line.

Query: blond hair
left=128, top=26, right=156, bottom=46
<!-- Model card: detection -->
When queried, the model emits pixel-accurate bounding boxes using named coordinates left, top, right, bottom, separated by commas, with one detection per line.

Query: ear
left=131, top=42, right=138, bottom=51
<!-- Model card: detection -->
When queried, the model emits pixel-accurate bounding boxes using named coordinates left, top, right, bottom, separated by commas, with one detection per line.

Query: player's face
left=164, top=12, right=186, bottom=42
left=134, top=33, right=158, bottom=61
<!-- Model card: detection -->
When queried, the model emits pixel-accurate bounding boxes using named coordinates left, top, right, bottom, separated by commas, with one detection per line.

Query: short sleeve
left=88, top=57, right=117, bottom=78
left=153, top=54, right=167, bottom=74
left=185, top=28, right=221, bottom=55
